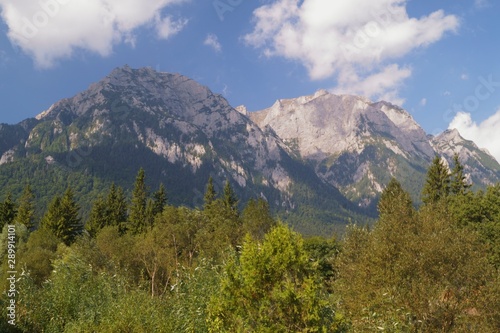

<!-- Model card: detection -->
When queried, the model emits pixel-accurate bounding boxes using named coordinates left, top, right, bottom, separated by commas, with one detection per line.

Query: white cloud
left=461, top=73, right=469, bottom=80
left=449, top=111, right=500, bottom=162
left=244, top=0, right=459, bottom=104
left=475, top=0, right=489, bottom=8
left=156, top=15, right=188, bottom=40
left=420, top=98, right=427, bottom=106
left=0, top=0, right=188, bottom=68
left=204, top=33, right=222, bottom=53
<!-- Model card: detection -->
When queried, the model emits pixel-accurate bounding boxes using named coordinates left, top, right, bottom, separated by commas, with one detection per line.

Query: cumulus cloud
left=449, top=111, right=500, bottom=162
left=0, top=0, right=188, bottom=68
left=204, top=33, right=222, bottom=53
left=244, top=0, right=459, bottom=104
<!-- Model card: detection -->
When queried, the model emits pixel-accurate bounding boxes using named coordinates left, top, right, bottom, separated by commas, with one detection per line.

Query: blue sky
left=0, top=0, right=499, bottom=160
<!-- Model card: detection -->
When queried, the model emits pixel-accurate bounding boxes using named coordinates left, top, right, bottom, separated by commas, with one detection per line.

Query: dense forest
left=0, top=154, right=499, bottom=332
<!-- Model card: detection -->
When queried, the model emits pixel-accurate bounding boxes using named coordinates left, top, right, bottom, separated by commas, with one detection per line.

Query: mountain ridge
left=0, top=66, right=498, bottom=234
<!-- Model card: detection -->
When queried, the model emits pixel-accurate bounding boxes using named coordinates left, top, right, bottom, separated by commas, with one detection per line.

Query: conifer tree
left=450, top=153, right=471, bottom=195
left=223, top=179, right=238, bottom=212
left=421, top=155, right=451, bottom=205
left=15, top=184, right=36, bottom=230
left=242, top=198, right=276, bottom=240
left=378, top=178, right=414, bottom=219
left=203, top=177, right=216, bottom=209
left=0, top=193, right=17, bottom=229
left=128, top=168, right=148, bottom=234
left=86, top=195, right=108, bottom=237
left=152, top=183, right=167, bottom=216
left=41, top=188, right=82, bottom=245
left=106, top=183, right=128, bottom=229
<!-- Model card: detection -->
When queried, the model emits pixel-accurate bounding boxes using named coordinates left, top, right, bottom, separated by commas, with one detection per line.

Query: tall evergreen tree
left=15, top=184, right=36, bottom=230
left=152, top=183, right=167, bottom=216
left=223, top=179, right=238, bottom=212
left=242, top=198, right=276, bottom=240
left=203, top=177, right=217, bottom=209
left=41, top=188, right=82, bottom=245
left=128, top=168, right=148, bottom=234
left=379, top=178, right=414, bottom=219
left=450, top=153, right=471, bottom=195
left=0, top=193, right=17, bottom=229
left=86, top=196, right=108, bottom=237
left=421, top=155, right=451, bottom=205
left=106, top=183, right=128, bottom=229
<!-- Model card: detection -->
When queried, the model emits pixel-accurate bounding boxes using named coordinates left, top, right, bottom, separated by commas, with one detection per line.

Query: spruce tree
left=421, top=155, right=451, bottom=205
left=86, top=195, right=108, bottom=237
left=378, top=178, right=414, bottom=219
left=242, top=198, right=276, bottom=240
left=450, top=153, right=471, bottom=195
left=223, top=179, right=238, bottom=212
left=0, top=193, right=17, bottom=229
left=152, top=183, right=167, bottom=216
left=41, top=188, right=82, bottom=245
left=128, top=168, right=148, bottom=234
left=106, top=183, right=128, bottom=229
left=203, top=177, right=217, bottom=209
left=15, top=184, right=36, bottom=230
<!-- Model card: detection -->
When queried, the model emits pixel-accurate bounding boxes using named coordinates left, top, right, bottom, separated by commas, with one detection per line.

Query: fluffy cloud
left=449, top=111, right=500, bottom=162
left=244, top=0, right=458, bottom=103
left=204, top=33, right=222, bottom=53
left=0, top=0, right=188, bottom=68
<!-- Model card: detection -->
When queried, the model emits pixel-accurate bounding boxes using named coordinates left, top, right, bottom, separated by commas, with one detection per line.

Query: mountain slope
left=0, top=66, right=366, bottom=234
left=250, top=90, right=500, bottom=206
left=431, top=129, right=500, bottom=187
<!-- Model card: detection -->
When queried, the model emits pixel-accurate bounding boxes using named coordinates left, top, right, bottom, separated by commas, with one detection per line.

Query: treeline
left=0, top=155, right=499, bottom=332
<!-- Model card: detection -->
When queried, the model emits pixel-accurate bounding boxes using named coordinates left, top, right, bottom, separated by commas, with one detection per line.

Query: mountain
left=431, top=129, right=500, bottom=187
left=0, top=66, right=364, bottom=235
left=0, top=66, right=498, bottom=235
left=250, top=90, right=500, bottom=207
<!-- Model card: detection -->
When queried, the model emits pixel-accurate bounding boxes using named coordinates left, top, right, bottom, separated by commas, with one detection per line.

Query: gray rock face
left=29, top=67, right=300, bottom=204
left=250, top=90, right=500, bottom=206
left=431, top=129, right=500, bottom=186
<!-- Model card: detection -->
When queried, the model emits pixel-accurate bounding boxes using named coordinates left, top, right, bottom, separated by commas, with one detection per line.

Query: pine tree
left=41, top=188, right=82, bottom=245
left=0, top=193, right=17, bottom=229
left=15, top=184, right=36, bottom=230
left=128, top=168, right=148, bottom=234
left=223, top=179, right=238, bottom=212
left=152, top=183, right=167, bottom=216
left=450, top=153, right=471, bottom=195
left=242, top=198, right=276, bottom=240
left=421, top=155, right=451, bottom=205
left=378, top=178, right=414, bottom=219
left=203, top=177, right=217, bottom=209
left=86, top=196, right=108, bottom=237
left=106, top=183, right=128, bottom=230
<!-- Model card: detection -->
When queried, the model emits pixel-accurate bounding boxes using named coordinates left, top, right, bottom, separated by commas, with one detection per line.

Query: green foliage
left=128, top=168, right=148, bottom=234
left=85, top=195, right=108, bottom=237
left=106, top=183, right=128, bottom=232
left=17, top=228, right=61, bottom=285
left=14, top=185, right=36, bottom=230
left=336, top=188, right=497, bottom=331
left=422, top=155, right=451, bottom=205
left=40, top=188, right=82, bottom=245
left=0, top=193, right=17, bottom=229
left=241, top=198, right=276, bottom=240
left=208, top=224, right=345, bottom=332
left=450, top=153, right=471, bottom=195
left=203, top=177, right=216, bottom=209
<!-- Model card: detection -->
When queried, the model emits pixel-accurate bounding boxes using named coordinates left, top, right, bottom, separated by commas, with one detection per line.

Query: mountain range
left=0, top=66, right=498, bottom=234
